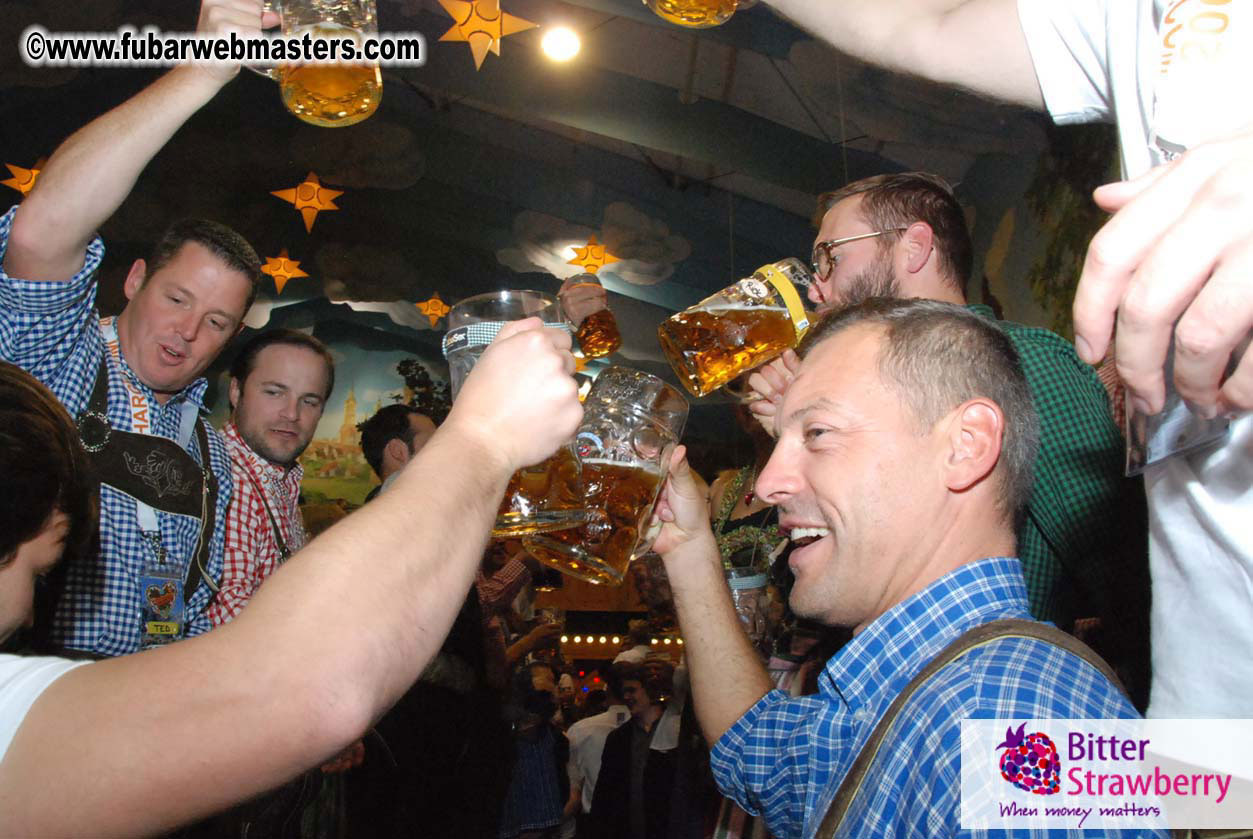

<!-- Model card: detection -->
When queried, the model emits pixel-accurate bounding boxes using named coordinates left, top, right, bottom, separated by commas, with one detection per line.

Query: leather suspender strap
left=815, top=618, right=1127, bottom=838
left=187, top=418, right=218, bottom=602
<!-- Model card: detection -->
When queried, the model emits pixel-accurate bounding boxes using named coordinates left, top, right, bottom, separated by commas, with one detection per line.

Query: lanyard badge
left=140, top=533, right=185, bottom=647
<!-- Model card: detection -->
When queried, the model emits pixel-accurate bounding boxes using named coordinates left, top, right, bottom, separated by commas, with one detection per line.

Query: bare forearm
left=237, top=425, right=511, bottom=715
left=4, top=67, right=226, bottom=283
left=663, top=533, right=773, bottom=747
left=0, top=426, right=511, bottom=837
left=762, top=0, right=1041, bottom=108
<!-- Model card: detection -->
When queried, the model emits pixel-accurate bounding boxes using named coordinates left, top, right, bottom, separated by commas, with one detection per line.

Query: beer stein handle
left=245, top=0, right=283, bottom=81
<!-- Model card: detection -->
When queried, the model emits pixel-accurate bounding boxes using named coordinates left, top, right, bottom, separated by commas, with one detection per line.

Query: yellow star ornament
left=416, top=293, right=451, bottom=326
left=567, top=235, right=620, bottom=274
left=2, top=160, right=44, bottom=196
left=261, top=249, right=310, bottom=295
left=271, top=172, right=343, bottom=233
left=438, top=0, right=537, bottom=70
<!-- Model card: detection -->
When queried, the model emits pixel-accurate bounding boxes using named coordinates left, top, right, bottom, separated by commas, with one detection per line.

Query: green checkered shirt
left=967, top=304, right=1149, bottom=702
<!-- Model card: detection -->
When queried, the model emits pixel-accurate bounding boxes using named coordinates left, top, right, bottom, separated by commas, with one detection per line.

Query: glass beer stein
left=253, top=0, right=382, bottom=127
left=443, top=290, right=594, bottom=538
left=657, top=257, right=812, bottom=398
left=643, top=0, right=738, bottom=28
left=523, top=367, right=688, bottom=586
left=559, top=273, right=622, bottom=359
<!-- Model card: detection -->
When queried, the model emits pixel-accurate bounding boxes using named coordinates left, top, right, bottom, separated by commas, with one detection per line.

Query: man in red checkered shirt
left=208, top=328, right=334, bottom=626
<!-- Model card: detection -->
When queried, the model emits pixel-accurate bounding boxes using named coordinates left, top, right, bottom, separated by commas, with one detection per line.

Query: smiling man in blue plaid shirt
left=0, top=0, right=271, bottom=656
left=651, top=299, right=1158, bottom=838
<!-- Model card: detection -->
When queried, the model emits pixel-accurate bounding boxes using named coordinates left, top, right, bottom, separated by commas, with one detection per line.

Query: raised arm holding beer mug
left=0, top=319, right=581, bottom=837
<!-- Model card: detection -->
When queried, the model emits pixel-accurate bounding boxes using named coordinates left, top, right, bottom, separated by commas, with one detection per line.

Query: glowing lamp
left=541, top=26, right=580, bottom=61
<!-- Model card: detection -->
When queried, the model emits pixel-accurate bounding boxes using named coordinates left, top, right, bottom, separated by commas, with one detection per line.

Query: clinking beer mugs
left=657, top=257, right=812, bottom=398
left=523, top=367, right=688, bottom=586
left=252, top=0, right=382, bottom=127
left=443, top=290, right=595, bottom=538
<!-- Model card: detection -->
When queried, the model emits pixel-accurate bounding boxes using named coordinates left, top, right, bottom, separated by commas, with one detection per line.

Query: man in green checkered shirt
left=748, top=172, right=1150, bottom=709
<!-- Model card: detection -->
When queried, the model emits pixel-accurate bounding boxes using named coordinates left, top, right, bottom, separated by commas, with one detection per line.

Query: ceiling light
left=541, top=26, right=580, bottom=62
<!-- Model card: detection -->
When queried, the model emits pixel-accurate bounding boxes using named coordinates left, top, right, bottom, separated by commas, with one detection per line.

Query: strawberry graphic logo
left=996, top=722, right=1060, bottom=795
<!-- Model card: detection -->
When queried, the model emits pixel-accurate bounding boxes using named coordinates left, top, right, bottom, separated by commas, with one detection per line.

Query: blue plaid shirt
left=0, top=206, right=232, bottom=656
left=711, top=557, right=1160, bottom=839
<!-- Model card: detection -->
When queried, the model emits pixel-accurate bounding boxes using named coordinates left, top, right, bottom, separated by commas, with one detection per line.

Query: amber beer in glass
left=644, top=0, right=738, bottom=28
left=523, top=367, right=688, bottom=585
left=657, top=258, right=812, bottom=397
left=443, top=290, right=593, bottom=537
left=255, top=1, right=382, bottom=127
left=559, top=273, right=622, bottom=359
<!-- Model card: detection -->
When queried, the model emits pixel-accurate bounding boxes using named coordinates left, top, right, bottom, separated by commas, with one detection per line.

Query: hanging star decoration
left=437, top=0, right=537, bottom=71
left=271, top=172, right=343, bottom=233
left=261, top=249, right=310, bottom=295
left=567, top=235, right=620, bottom=274
left=2, top=158, right=45, bottom=196
left=416, top=293, right=451, bottom=326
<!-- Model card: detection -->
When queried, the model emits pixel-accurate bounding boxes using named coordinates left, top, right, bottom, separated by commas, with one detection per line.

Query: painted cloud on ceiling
left=496, top=202, right=690, bottom=287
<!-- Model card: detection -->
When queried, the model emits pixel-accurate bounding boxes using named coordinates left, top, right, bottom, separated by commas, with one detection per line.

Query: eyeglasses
left=810, top=229, right=907, bottom=282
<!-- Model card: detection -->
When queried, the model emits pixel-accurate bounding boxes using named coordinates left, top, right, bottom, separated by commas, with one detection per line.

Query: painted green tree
left=395, top=358, right=451, bottom=423
left=1025, top=122, right=1119, bottom=338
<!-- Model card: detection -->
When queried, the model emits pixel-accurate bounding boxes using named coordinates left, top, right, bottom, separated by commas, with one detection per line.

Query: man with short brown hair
left=208, top=329, right=335, bottom=626
left=0, top=0, right=272, bottom=655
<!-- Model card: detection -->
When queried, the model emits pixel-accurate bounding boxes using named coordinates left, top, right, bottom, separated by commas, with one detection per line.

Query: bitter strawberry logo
left=996, top=723, right=1061, bottom=795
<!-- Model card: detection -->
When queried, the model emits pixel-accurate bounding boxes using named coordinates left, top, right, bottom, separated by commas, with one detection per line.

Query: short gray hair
left=798, top=298, right=1039, bottom=531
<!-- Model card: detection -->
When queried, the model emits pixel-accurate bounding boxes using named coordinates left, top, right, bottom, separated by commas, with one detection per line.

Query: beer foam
left=693, top=304, right=790, bottom=315
left=580, top=457, right=665, bottom=477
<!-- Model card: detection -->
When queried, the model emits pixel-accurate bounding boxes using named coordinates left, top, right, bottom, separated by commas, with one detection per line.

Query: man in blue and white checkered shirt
left=0, top=0, right=269, bottom=657
left=649, top=299, right=1161, bottom=838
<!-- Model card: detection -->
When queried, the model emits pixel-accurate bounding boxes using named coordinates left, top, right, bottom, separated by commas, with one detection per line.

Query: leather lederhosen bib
left=76, top=358, right=219, bottom=606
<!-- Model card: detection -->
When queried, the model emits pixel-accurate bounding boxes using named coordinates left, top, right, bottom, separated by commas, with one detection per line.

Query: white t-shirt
left=0, top=654, right=88, bottom=760
left=567, top=704, right=630, bottom=813
left=1019, top=0, right=1253, bottom=718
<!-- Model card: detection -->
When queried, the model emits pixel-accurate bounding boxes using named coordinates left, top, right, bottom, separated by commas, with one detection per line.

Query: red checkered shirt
left=207, top=423, right=308, bottom=626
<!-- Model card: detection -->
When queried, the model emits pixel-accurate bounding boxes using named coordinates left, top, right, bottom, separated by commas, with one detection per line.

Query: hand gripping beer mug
left=523, top=367, right=688, bottom=586
left=443, top=291, right=594, bottom=537
left=657, top=257, right=812, bottom=398
left=643, top=0, right=739, bottom=28
left=559, top=273, right=622, bottom=359
left=253, top=0, right=382, bottom=127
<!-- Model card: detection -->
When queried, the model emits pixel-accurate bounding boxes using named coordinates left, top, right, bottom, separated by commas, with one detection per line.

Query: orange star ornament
left=437, top=0, right=537, bottom=70
left=416, top=293, right=451, bottom=326
left=2, top=159, right=45, bottom=196
left=261, top=248, right=310, bottom=295
left=567, top=235, right=620, bottom=274
left=272, top=172, right=343, bottom=233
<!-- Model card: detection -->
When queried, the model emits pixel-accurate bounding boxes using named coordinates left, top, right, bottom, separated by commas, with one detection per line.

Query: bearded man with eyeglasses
left=750, top=172, right=1152, bottom=710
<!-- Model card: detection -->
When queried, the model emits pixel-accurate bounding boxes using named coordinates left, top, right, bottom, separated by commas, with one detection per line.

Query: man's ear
left=941, top=397, right=1004, bottom=493
left=123, top=259, right=147, bottom=301
left=384, top=437, right=410, bottom=468
left=901, top=221, right=935, bottom=275
left=228, top=377, right=242, bottom=414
